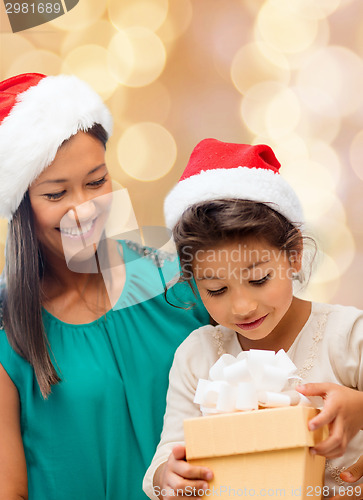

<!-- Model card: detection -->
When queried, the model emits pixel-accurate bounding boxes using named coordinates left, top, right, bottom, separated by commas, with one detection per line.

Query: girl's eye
left=88, top=176, right=107, bottom=187
left=43, top=191, right=66, bottom=201
left=250, top=274, right=271, bottom=286
left=206, top=287, right=227, bottom=297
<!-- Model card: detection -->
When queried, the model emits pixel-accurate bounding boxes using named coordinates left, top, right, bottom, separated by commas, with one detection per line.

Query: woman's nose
left=66, top=199, right=97, bottom=224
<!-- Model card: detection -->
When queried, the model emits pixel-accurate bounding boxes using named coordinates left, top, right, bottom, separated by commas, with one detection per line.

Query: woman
left=0, top=73, right=209, bottom=500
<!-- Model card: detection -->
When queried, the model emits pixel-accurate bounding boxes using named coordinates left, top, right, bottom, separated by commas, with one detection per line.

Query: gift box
left=184, top=406, right=327, bottom=499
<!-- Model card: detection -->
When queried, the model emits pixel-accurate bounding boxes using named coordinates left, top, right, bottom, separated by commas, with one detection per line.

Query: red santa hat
left=164, top=139, right=303, bottom=229
left=0, top=73, right=113, bottom=220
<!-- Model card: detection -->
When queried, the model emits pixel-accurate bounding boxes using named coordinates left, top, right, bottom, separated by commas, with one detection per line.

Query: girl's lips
left=236, top=314, right=268, bottom=331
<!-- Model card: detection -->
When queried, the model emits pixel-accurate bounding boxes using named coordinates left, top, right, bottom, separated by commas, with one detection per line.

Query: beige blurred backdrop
left=1, top=0, right=363, bottom=307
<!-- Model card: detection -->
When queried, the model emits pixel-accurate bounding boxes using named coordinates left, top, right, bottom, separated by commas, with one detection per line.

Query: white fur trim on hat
left=164, top=166, right=303, bottom=229
left=0, top=75, right=113, bottom=220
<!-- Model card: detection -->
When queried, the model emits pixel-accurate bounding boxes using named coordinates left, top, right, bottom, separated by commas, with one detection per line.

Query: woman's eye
left=44, top=191, right=66, bottom=200
left=206, top=287, right=227, bottom=297
left=88, top=176, right=107, bottom=187
left=250, top=274, right=271, bottom=286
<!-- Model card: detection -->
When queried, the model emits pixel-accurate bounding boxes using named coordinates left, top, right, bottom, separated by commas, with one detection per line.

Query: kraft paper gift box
left=184, top=406, right=327, bottom=499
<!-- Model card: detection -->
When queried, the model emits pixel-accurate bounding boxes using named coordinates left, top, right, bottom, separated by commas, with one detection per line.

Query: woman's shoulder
left=123, top=240, right=177, bottom=269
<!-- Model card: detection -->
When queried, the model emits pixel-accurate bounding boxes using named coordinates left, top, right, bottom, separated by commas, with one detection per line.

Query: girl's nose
left=230, top=291, right=258, bottom=318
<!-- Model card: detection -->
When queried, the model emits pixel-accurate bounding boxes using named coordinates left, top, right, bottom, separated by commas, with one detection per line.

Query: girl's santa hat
left=0, top=73, right=113, bottom=220
left=164, top=139, right=303, bottom=229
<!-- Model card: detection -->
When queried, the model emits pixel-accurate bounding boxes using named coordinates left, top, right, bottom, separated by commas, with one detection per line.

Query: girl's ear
left=289, top=230, right=303, bottom=273
left=290, top=252, right=302, bottom=273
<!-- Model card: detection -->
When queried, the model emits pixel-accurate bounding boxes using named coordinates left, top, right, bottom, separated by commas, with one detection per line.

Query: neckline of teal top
left=42, top=239, right=178, bottom=329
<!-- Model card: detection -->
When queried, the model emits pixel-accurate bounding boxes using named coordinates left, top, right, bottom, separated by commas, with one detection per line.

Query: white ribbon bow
left=194, top=349, right=311, bottom=415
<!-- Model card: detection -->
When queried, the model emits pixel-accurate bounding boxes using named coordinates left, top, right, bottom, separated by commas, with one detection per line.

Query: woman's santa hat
left=164, top=139, right=303, bottom=229
left=0, top=73, right=113, bottom=220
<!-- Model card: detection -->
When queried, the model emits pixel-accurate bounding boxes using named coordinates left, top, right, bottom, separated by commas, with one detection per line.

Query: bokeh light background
left=1, top=0, right=363, bottom=307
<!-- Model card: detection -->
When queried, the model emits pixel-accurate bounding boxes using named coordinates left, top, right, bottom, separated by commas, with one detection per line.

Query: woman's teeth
left=60, top=219, right=94, bottom=237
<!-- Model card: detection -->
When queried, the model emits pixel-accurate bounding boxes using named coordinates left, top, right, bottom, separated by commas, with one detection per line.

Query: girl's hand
left=296, top=383, right=363, bottom=458
left=158, top=445, right=213, bottom=499
left=330, top=456, right=363, bottom=500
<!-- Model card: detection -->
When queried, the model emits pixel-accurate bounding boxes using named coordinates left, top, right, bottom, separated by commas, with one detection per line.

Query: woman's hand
left=155, top=445, right=213, bottom=499
left=296, top=383, right=363, bottom=458
left=330, top=456, right=363, bottom=500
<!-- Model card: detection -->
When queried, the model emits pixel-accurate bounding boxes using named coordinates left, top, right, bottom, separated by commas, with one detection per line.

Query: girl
left=143, top=139, right=363, bottom=499
left=0, top=73, right=209, bottom=499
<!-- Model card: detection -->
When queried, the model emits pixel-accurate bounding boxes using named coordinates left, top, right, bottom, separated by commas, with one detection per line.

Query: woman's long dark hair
left=1, top=123, right=108, bottom=398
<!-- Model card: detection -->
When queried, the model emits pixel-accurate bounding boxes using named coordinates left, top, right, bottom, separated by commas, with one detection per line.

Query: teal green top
left=0, top=241, right=209, bottom=500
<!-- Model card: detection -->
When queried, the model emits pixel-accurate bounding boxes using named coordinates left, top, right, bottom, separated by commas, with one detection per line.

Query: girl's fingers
left=166, top=471, right=209, bottom=496
left=172, top=445, right=187, bottom=461
left=172, top=457, right=213, bottom=481
left=170, top=445, right=213, bottom=482
left=340, top=455, right=363, bottom=482
left=310, top=420, right=347, bottom=458
left=296, top=383, right=330, bottom=397
left=308, top=409, right=336, bottom=431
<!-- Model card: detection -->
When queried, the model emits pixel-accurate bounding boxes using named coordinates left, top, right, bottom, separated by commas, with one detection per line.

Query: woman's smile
left=58, top=217, right=97, bottom=239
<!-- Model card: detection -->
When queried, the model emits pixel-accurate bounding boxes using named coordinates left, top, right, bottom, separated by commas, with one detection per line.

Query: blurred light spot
left=118, top=123, right=177, bottom=181
left=297, top=46, right=363, bottom=116
left=279, top=16, right=330, bottom=71
left=240, top=83, right=300, bottom=139
left=282, top=158, right=340, bottom=221
left=61, top=20, right=117, bottom=56
left=49, top=0, right=107, bottom=31
left=108, top=28, right=166, bottom=87
left=6, top=50, right=63, bottom=78
left=274, top=0, right=341, bottom=20
left=309, top=140, right=341, bottom=188
left=0, top=34, right=34, bottom=79
left=62, top=45, right=118, bottom=100
left=266, top=134, right=309, bottom=165
left=112, top=82, right=171, bottom=126
left=350, top=131, right=363, bottom=181
left=315, top=222, right=355, bottom=275
left=266, top=88, right=301, bottom=140
left=108, top=0, right=168, bottom=32
left=345, top=184, right=363, bottom=236
left=105, top=86, right=128, bottom=128
left=295, top=98, right=341, bottom=144
left=158, top=0, right=192, bottom=44
left=256, top=0, right=319, bottom=54
left=311, top=252, right=341, bottom=283
left=231, top=42, right=290, bottom=95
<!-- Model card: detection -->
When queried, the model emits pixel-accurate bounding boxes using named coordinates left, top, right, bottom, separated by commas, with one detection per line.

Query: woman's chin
left=64, top=244, right=100, bottom=273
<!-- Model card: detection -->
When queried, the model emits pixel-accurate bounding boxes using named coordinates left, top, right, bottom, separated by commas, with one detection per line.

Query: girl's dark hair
left=1, top=123, right=108, bottom=398
left=173, top=199, right=309, bottom=288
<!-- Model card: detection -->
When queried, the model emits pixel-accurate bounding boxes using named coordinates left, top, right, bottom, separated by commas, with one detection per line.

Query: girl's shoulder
left=174, top=324, right=237, bottom=361
left=312, top=301, right=363, bottom=325
left=170, top=324, right=237, bottom=382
